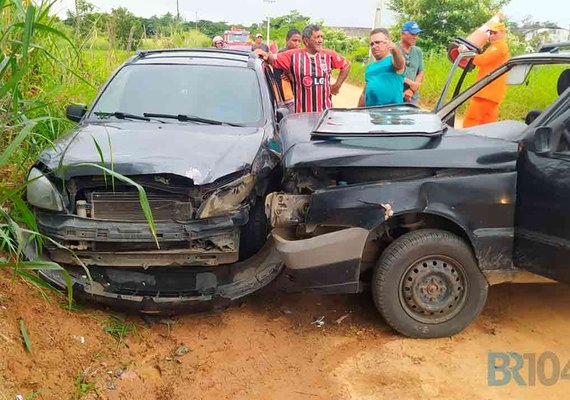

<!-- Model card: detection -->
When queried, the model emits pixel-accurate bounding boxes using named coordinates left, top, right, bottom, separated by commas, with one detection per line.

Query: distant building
left=330, top=26, right=370, bottom=38
left=522, top=27, right=570, bottom=51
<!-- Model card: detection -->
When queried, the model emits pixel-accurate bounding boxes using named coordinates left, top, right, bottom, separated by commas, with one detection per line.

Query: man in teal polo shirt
left=396, top=21, right=425, bottom=104
left=358, top=28, right=406, bottom=107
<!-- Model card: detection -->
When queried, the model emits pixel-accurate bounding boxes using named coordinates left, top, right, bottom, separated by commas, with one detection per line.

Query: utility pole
left=195, top=11, right=198, bottom=31
left=176, top=0, right=180, bottom=21
left=373, top=0, right=384, bottom=29
left=263, top=0, right=275, bottom=45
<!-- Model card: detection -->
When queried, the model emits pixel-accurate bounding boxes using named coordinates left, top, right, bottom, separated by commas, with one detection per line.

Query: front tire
left=372, top=229, right=488, bottom=338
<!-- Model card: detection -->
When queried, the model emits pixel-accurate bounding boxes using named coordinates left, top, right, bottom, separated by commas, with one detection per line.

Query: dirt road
left=2, top=86, right=570, bottom=399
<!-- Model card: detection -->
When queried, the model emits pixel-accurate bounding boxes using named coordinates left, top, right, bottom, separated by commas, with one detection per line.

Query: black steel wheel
left=372, top=229, right=488, bottom=338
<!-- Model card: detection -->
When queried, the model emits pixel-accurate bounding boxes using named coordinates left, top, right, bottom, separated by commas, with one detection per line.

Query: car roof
left=509, top=52, right=570, bottom=63
left=127, top=48, right=260, bottom=68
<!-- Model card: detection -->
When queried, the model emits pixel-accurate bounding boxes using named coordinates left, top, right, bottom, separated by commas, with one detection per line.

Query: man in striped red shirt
left=256, top=25, right=351, bottom=113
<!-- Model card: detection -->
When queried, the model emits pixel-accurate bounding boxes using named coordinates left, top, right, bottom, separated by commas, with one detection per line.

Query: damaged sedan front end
left=26, top=49, right=284, bottom=313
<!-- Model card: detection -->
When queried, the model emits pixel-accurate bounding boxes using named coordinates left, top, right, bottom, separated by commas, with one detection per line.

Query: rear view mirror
left=66, top=104, right=87, bottom=122
left=507, top=64, right=532, bottom=85
left=534, top=126, right=552, bottom=154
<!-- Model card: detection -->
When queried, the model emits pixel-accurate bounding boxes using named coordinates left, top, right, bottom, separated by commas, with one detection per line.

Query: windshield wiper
left=94, top=111, right=152, bottom=122
left=143, top=113, right=244, bottom=127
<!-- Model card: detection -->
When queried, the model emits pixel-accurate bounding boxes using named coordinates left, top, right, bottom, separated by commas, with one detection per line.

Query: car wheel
left=372, top=229, right=488, bottom=338
left=239, top=198, right=269, bottom=261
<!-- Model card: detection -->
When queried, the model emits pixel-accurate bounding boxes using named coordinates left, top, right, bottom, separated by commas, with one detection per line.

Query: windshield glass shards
left=90, top=64, right=263, bottom=126
left=311, top=105, right=446, bottom=139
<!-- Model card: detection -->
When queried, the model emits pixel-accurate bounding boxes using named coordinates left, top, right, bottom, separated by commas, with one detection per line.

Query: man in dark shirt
left=251, top=33, right=269, bottom=52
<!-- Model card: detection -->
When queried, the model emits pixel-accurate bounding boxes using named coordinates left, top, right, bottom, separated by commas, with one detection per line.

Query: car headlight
left=197, top=174, right=255, bottom=219
left=26, top=168, right=65, bottom=212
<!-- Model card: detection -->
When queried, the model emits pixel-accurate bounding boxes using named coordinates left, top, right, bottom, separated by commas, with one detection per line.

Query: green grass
left=101, top=314, right=142, bottom=343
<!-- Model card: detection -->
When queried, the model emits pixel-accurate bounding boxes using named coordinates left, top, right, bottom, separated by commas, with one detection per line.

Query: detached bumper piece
left=39, top=240, right=282, bottom=314
left=271, top=227, right=369, bottom=294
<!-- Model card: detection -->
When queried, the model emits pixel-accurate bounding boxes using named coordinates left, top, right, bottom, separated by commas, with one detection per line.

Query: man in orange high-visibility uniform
left=462, top=21, right=510, bottom=128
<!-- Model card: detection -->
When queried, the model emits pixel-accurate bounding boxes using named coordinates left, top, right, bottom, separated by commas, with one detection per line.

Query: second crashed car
left=268, top=50, right=570, bottom=338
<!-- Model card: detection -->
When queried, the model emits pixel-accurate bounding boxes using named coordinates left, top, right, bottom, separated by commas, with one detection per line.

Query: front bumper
left=35, top=208, right=247, bottom=267
left=34, top=239, right=282, bottom=314
left=271, top=227, right=369, bottom=294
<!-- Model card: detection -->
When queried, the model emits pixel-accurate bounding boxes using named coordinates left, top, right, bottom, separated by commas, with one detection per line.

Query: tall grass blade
left=20, top=4, right=35, bottom=67
left=0, top=121, right=35, bottom=167
left=19, top=318, right=32, bottom=354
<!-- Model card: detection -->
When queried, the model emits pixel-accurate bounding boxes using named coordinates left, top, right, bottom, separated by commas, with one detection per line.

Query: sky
left=54, top=0, right=569, bottom=29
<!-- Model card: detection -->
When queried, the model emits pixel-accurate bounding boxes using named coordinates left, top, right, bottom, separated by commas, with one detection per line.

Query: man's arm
left=331, top=63, right=351, bottom=95
left=358, top=86, right=366, bottom=107
left=387, top=42, right=406, bottom=74
left=405, top=70, right=424, bottom=92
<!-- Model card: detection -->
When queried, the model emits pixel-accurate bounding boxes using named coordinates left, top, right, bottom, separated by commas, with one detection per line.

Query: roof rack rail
left=134, top=48, right=254, bottom=59
left=538, top=42, right=570, bottom=53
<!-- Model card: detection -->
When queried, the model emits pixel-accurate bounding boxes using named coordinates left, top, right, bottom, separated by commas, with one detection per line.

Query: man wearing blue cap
left=397, top=21, right=425, bottom=104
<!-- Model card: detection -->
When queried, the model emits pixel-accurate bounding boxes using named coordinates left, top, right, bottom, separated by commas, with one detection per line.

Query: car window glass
left=90, top=64, right=263, bottom=126
left=454, top=63, right=570, bottom=128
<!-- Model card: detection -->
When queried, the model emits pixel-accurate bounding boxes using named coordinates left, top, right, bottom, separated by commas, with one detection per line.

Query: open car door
left=514, top=91, right=570, bottom=282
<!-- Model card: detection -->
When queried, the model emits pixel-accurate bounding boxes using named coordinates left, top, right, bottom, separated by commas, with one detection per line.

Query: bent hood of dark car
left=279, top=112, right=520, bottom=171
left=38, top=122, right=265, bottom=185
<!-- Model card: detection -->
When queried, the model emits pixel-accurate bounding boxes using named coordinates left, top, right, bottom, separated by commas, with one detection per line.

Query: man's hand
left=404, top=89, right=414, bottom=102
left=408, top=80, right=420, bottom=92
left=458, top=44, right=468, bottom=53
left=253, top=48, right=268, bottom=61
left=331, top=82, right=341, bottom=96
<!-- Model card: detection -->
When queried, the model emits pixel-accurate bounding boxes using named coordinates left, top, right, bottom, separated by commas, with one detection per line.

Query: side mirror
left=276, top=107, right=289, bottom=123
left=66, top=104, right=87, bottom=122
left=533, top=126, right=552, bottom=154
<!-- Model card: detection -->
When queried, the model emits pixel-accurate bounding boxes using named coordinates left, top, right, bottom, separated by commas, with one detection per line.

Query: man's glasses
left=369, top=40, right=388, bottom=47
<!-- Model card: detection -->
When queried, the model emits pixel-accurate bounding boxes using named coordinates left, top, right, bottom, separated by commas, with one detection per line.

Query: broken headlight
left=197, top=174, right=255, bottom=219
left=26, top=167, right=65, bottom=212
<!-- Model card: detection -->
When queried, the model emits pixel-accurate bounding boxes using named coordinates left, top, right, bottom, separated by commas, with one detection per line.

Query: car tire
left=239, top=197, right=269, bottom=261
left=372, top=229, right=488, bottom=338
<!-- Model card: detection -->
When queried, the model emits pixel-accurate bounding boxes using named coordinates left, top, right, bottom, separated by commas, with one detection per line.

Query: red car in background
left=223, top=27, right=251, bottom=51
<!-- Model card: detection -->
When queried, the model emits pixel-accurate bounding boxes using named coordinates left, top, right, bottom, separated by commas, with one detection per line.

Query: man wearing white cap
left=251, top=33, right=269, bottom=52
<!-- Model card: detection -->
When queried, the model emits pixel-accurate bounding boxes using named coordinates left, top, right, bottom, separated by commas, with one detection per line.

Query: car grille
left=90, top=192, right=193, bottom=222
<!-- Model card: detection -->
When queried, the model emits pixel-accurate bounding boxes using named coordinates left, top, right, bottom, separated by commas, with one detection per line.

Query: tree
left=387, top=0, right=510, bottom=51
left=109, top=7, right=143, bottom=49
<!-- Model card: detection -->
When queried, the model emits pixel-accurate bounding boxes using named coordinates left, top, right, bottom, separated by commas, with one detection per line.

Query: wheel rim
left=399, top=255, right=468, bottom=324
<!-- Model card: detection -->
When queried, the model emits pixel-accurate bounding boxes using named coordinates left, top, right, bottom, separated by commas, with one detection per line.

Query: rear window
left=90, top=64, right=263, bottom=126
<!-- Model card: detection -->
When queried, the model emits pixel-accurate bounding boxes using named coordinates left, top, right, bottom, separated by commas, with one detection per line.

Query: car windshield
left=90, top=64, right=263, bottom=126
left=227, top=34, right=248, bottom=42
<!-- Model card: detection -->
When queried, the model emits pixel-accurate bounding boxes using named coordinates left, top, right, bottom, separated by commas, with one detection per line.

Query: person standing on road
left=255, top=25, right=351, bottom=113
left=212, top=36, right=225, bottom=49
left=273, top=28, right=302, bottom=112
left=251, top=33, right=269, bottom=52
left=461, top=21, right=510, bottom=128
left=358, top=28, right=406, bottom=107
left=396, top=21, right=425, bottom=104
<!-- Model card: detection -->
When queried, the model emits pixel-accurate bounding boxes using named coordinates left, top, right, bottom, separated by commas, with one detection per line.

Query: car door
left=514, top=95, right=570, bottom=282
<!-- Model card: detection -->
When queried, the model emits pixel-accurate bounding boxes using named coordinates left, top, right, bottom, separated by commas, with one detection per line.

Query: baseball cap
left=255, top=33, right=263, bottom=38
left=402, top=21, right=422, bottom=34
left=487, top=21, right=506, bottom=32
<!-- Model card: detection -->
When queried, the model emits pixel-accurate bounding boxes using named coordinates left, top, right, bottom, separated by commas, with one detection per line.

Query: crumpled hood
left=38, top=122, right=265, bottom=185
left=279, top=112, right=520, bottom=171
